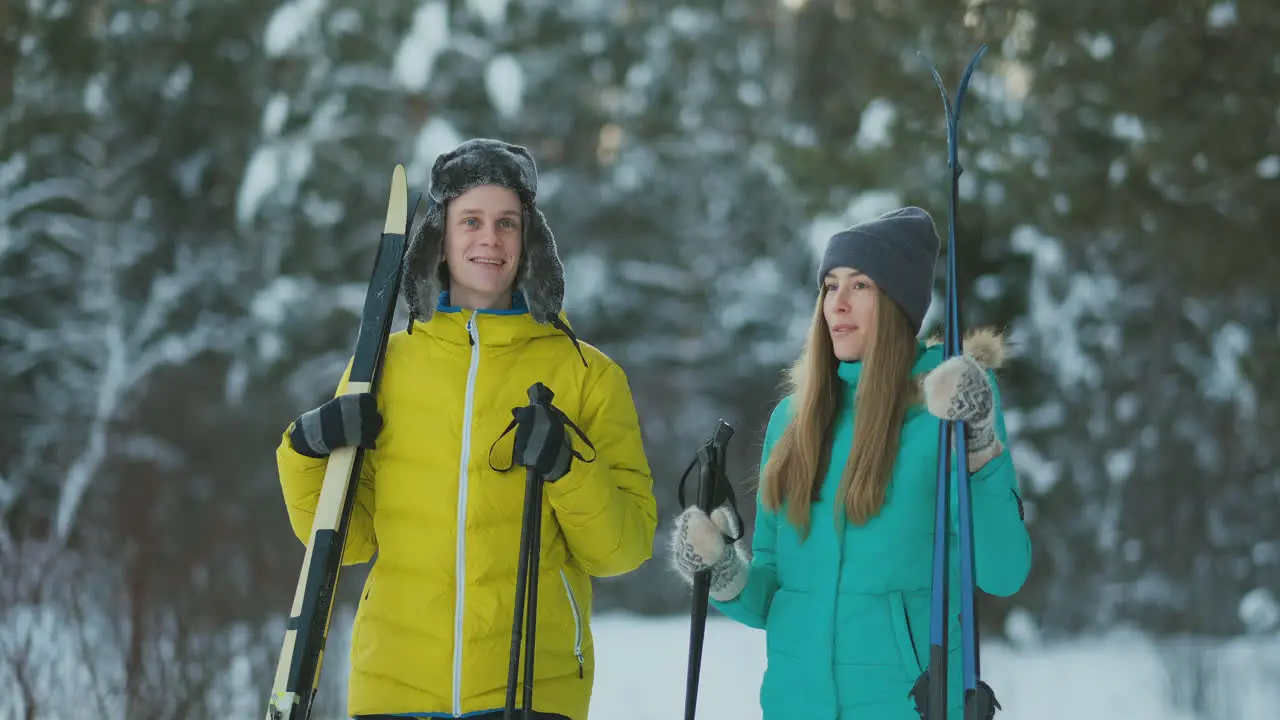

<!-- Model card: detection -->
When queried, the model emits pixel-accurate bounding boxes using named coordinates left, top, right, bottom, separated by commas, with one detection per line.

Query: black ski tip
left=965, top=681, right=1002, bottom=720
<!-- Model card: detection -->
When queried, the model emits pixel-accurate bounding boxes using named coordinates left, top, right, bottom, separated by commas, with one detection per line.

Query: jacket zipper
left=560, top=569, right=585, bottom=678
left=452, top=314, right=480, bottom=716
left=902, top=601, right=922, bottom=672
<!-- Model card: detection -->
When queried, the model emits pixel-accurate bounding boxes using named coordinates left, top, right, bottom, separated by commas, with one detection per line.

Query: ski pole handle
left=527, top=381, right=554, bottom=406
left=711, top=418, right=733, bottom=449
left=677, top=419, right=734, bottom=510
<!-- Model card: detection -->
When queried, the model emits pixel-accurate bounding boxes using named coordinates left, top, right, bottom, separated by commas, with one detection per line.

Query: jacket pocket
left=559, top=568, right=585, bottom=678
left=889, top=591, right=923, bottom=679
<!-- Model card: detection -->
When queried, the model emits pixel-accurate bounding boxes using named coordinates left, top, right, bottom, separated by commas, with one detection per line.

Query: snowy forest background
left=2, top=0, right=1278, bottom=718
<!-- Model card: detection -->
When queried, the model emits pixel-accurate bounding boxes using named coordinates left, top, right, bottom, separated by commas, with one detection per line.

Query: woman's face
left=443, top=184, right=523, bottom=309
left=822, top=267, right=878, bottom=362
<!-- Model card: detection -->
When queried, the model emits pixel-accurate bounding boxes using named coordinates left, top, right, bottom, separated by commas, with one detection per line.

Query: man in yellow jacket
left=276, top=138, right=658, bottom=720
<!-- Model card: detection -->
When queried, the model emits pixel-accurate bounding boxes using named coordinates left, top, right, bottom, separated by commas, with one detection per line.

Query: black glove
left=288, top=392, right=382, bottom=459
left=512, top=402, right=574, bottom=482
left=500, top=382, right=595, bottom=483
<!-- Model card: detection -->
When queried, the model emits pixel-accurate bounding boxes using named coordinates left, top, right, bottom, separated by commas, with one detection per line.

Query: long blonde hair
left=761, top=287, right=919, bottom=538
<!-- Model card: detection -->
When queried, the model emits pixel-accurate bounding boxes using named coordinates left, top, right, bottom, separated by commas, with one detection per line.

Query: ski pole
left=505, top=383, right=557, bottom=720
left=678, top=419, right=737, bottom=720
left=504, top=463, right=544, bottom=720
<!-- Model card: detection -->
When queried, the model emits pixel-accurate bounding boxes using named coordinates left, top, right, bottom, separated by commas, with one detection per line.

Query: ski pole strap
left=713, top=477, right=745, bottom=543
left=486, top=394, right=598, bottom=472
left=675, top=455, right=699, bottom=508
left=676, top=426, right=744, bottom=543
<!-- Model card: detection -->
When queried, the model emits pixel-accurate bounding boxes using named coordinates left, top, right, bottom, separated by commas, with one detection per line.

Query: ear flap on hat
left=517, top=205, right=565, bottom=326
left=520, top=204, right=587, bottom=366
left=403, top=197, right=446, bottom=330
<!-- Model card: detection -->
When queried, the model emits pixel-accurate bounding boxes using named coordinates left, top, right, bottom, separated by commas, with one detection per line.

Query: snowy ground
left=586, top=613, right=1279, bottom=720
left=4, top=606, right=1276, bottom=718
left=305, top=610, right=1278, bottom=719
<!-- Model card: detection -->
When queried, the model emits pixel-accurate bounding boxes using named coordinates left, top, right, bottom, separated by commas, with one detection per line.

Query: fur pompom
left=962, top=327, right=1007, bottom=371
left=925, top=326, right=1009, bottom=370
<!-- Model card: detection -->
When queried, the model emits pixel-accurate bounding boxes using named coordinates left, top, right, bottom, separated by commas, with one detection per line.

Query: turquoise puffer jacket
left=713, top=338, right=1032, bottom=719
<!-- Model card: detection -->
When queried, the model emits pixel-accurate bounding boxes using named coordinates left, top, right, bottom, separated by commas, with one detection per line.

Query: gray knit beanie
left=816, top=206, right=940, bottom=335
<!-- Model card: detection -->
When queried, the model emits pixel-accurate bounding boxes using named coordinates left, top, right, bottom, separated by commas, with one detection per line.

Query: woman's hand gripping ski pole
left=500, top=382, right=596, bottom=720
left=670, top=419, right=745, bottom=720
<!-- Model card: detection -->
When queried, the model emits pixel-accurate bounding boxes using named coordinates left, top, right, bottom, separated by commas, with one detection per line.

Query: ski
left=909, top=44, right=998, bottom=720
left=266, top=164, right=419, bottom=720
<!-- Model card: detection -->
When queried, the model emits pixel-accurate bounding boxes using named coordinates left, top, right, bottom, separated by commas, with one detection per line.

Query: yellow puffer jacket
left=276, top=303, right=658, bottom=719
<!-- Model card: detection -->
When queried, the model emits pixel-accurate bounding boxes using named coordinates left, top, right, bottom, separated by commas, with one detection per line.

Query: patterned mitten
left=669, top=504, right=751, bottom=602
left=922, top=354, right=1002, bottom=470
left=288, top=392, right=382, bottom=459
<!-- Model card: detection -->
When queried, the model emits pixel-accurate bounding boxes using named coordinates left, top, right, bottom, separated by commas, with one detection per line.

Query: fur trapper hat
left=403, top=138, right=566, bottom=330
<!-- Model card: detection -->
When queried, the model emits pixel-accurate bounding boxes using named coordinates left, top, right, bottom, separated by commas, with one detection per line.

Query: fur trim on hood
left=924, top=326, right=1008, bottom=372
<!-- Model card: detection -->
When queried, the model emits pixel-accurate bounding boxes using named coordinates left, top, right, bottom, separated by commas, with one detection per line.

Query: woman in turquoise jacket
left=669, top=207, right=1032, bottom=719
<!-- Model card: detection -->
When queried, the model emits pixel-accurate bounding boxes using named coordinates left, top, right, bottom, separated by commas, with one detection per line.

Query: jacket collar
left=836, top=341, right=935, bottom=389
left=411, top=291, right=571, bottom=348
